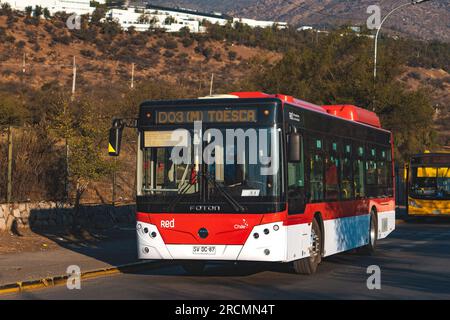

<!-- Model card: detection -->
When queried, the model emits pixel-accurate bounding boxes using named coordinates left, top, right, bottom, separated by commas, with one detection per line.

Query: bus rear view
left=109, top=92, right=396, bottom=274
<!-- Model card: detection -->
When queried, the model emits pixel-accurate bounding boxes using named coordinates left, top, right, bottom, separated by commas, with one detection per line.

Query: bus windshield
left=410, top=166, right=450, bottom=199
left=140, top=126, right=282, bottom=201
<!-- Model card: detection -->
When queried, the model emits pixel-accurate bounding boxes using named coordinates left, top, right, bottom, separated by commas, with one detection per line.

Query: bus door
left=287, top=124, right=307, bottom=214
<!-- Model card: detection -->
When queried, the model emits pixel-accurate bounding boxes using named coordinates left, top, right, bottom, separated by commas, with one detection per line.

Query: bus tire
left=293, top=218, right=322, bottom=275
left=361, top=210, right=378, bottom=254
left=181, top=261, right=205, bottom=275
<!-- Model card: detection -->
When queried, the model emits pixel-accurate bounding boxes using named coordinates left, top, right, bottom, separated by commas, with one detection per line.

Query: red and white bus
left=109, top=92, right=395, bottom=274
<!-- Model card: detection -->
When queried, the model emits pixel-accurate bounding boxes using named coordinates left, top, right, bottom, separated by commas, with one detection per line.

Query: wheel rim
left=311, top=227, right=320, bottom=257
left=370, top=216, right=376, bottom=246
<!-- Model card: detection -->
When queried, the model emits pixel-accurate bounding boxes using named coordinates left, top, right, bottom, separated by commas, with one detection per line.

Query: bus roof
left=139, top=91, right=384, bottom=130
left=229, top=92, right=382, bottom=128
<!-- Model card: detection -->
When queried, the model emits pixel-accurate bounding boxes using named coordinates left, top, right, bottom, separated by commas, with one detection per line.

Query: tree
left=25, top=6, right=32, bottom=17
left=34, top=5, right=43, bottom=18
left=43, top=8, right=51, bottom=19
left=90, top=7, right=106, bottom=26
left=164, top=16, right=176, bottom=25
left=246, top=30, right=437, bottom=162
left=49, top=96, right=112, bottom=210
left=0, top=94, right=28, bottom=126
left=0, top=3, right=12, bottom=15
left=138, top=13, right=150, bottom=24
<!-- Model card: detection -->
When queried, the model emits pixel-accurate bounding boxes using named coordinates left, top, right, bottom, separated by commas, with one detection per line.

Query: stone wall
left=0, top=201, right=135, bottom=232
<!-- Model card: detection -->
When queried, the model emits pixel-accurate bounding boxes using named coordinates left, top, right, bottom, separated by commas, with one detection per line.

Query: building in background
left=232, top=17, right=288, bottom=29
left=0, top=1, right=288, bottom=33
left=0, top=0, right=105, bottom=15
left=106, top=6, right=202, bottom=33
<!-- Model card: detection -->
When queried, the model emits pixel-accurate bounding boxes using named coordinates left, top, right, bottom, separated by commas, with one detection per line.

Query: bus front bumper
left=136, top=221, right=291, bottom=262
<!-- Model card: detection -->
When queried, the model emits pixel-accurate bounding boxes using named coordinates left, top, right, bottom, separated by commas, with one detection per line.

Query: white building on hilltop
left=0, top=1, right=289, bottom=34
left=233, top=17, right=288, bottom=29
left=106, top=7, right=201, bottom=33
left=0, top=0, right=105, bottom=15
left=107, top=4, right=288, bottom=33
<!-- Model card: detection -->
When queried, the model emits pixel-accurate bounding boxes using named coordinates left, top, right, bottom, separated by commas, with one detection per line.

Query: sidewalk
left=0, top=228, right=140, bottom=286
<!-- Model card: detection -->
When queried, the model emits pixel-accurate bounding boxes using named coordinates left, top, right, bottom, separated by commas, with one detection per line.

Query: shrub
left=213, top=52, right=222, bottom=61
left=164, top=50, right=175, bottom=58
left=228, top=50, right=237, bottom=61
left=44, top=24, right=54, bottom=34
left=16, top=40, right=26, bottom=49
left=5, top=35, right=15, bottom=43
left=52, top=34, right=72, bottom=45
left=408, top=71, right=421, bottom=80
left=80, top=49, right=96, bottom=58
left=164, top=39, right=178, bottom=50
left=182, top=37, right=194, bottom=48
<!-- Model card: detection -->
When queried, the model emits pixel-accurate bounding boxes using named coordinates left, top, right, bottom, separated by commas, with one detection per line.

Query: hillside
left=0, top=15, right=279, bottom=94
left=148, top=0, right=450, bottom=42
left=0, top=9, right=448, bottom=205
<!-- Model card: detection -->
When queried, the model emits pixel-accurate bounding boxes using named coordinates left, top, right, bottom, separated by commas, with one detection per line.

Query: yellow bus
left=406, top=153, right=450, bottom=216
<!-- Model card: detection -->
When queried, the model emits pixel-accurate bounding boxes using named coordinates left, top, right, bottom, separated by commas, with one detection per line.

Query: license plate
left=193, top=246, right=216, bottom=255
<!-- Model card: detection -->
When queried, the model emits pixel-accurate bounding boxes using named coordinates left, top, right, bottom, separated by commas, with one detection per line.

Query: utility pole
left=66, top=55, right=76, bottom=202
left=6, top=126, right=13, bottom=203
left=71, top=56, right=76, bottom=101
left=22, top=53, right=26, bottom=74
left=131, top=63, right=135, bottom=89
left=209, top=73, right=214, bottom=96
left=373, top=0, right=432, bottom=80
left=112, top=158, right=117, bottom=207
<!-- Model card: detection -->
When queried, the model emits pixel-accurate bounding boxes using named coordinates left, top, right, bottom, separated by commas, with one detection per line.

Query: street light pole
left=373, top=0, right=431, bottom=80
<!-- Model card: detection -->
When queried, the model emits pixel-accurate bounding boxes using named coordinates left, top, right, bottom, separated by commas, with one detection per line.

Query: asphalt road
left=4, top=219, right=450, bottom=300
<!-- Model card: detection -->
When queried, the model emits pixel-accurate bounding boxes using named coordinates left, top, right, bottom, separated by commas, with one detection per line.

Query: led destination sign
left=156, top=108, right=258, bottom=124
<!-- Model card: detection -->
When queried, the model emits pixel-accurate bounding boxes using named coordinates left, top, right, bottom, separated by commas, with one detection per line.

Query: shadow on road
left=27, top=204, right=140, bottom=274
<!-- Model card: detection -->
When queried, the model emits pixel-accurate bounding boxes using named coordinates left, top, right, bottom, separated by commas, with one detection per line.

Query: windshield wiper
left=168, top=181, right=195, bottom=212
left=202, top=171, right=246, bottom=213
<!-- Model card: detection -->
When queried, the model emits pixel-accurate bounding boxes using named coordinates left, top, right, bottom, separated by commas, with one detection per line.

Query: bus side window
left=325, top=140, right=340, bottom=201
left=386, top=147, right=393, bottom=196
left=310, top=137, right=324, bottom=202
left=341, top=142, right=353, bottom=200
left=366, top=145, right=377, bottom=197
left=288, top=132, right=306, bottom=214
left=353, top=144, right=365, bottom=199
left=377, top=148, right=388, bottom=197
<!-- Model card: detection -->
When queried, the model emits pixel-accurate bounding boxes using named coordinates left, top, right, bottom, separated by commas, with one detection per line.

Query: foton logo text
left=160, top=219, right=175, bottom=228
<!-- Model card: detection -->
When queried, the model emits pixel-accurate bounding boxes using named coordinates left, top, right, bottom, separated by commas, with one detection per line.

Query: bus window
left=377, top=149, right=388, bottom=196
left=310, top=138, right=324, bottom=202
left=366, top=146, right=377, bottom=197
left=353, top=144, right=365, bottom=198
left=325, top=141, right=340, bottom=201
left=341, top=143, right=353, bottom=200
left=288, top=134, right=306, bottom=214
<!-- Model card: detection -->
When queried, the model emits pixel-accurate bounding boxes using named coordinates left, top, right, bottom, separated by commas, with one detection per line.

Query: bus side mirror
left=108, top=125, right=123, bottom=157
left=288, top=132, right=301, bottom=162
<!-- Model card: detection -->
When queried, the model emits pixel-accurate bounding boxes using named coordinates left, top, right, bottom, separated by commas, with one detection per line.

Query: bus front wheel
left=293, top=218, right=322, bottom=275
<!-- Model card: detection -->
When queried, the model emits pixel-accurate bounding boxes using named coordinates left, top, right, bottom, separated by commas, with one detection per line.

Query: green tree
left=0, top=94, right=28, bottom=126
left=25, top=6, right=32, bottom=17
left=34, top=5, right=43, bottom=18
left=50, top=97, right=112, bottom=209
left=164, top=16, right=176, bottom=25
left=246, top=30, right=436, bottom=162
left=43, top=8, right=51, bottom=19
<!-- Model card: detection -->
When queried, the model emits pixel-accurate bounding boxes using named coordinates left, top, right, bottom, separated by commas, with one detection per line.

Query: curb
left=0, top=260, right=164, bottom=296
